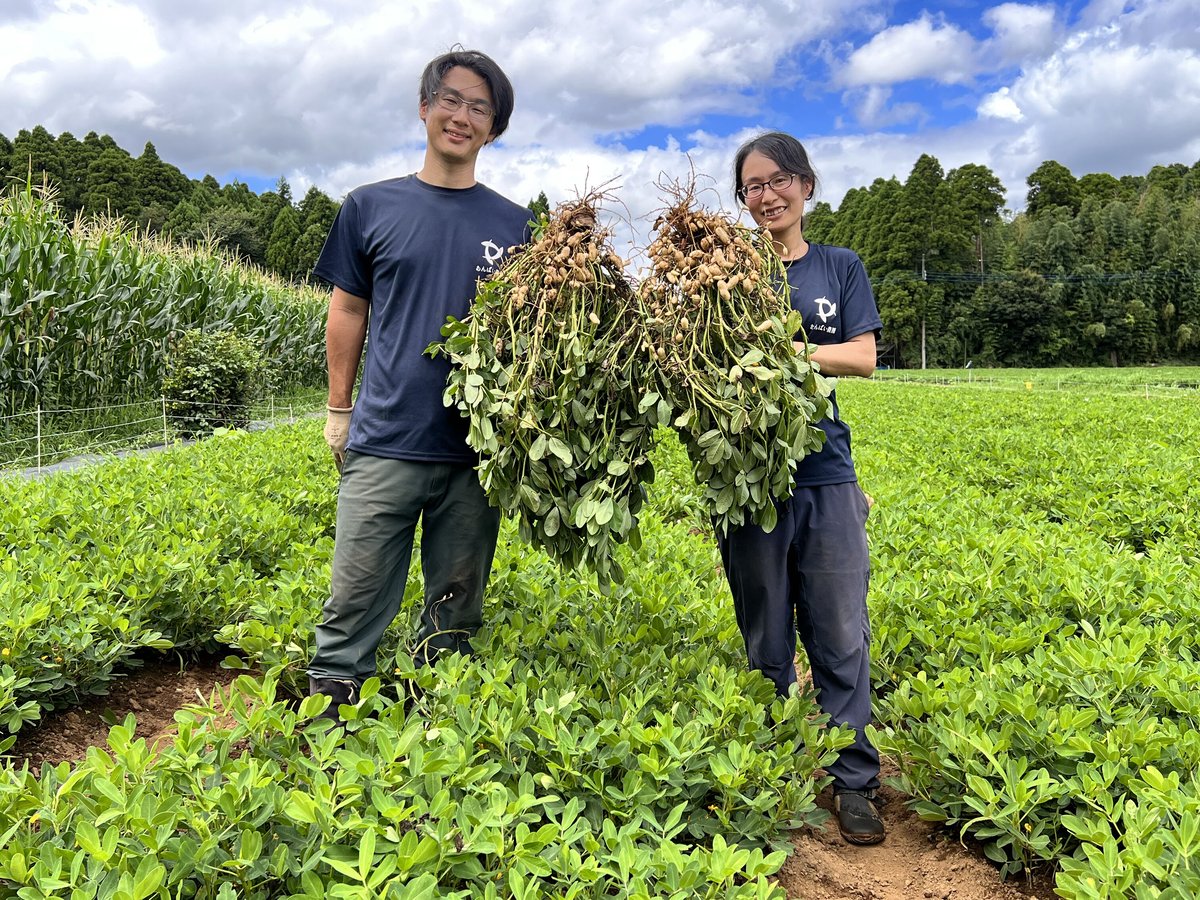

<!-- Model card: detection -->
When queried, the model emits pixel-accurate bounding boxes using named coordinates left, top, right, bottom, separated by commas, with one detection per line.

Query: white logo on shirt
left=814, top=296, right=838, bottom=322
left=481, top=240, right=504, bottom=264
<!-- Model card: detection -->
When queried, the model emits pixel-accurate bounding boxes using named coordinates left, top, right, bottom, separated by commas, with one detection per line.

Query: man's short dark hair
left=419, top=48, right=515, bottom=139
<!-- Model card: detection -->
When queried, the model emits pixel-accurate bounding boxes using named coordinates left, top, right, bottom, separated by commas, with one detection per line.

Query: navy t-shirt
left=786, top=243, right=882, bottom=486
left=314, top=175, right=531, bottom=462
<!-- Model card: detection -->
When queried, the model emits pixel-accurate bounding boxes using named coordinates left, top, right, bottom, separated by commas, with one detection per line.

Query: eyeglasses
left=739, top=173, right=798, bottom=202
left=431, top=90, right=495, bottom=122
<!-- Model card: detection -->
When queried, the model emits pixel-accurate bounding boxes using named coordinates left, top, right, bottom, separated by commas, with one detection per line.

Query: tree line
left=805, top=156, right=1200, bottom=367
left=0, top=126, right=340, bottom=284
left=5, top=125, right=1198, bottom=367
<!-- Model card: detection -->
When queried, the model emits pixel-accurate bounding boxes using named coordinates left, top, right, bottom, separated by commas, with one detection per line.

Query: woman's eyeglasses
left=739, top=173, right=797, bottom=202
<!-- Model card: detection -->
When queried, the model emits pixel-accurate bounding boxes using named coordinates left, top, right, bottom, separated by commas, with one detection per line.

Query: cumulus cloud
left=982, top=3, right=1059, bottom=62
left=978, top=86, right=1025, bottom=121
left=1, top=0, right=1198, bottom=248
left=991, top=18, right=1200, bottom=177
left=839, top=14, right=978, bottom=87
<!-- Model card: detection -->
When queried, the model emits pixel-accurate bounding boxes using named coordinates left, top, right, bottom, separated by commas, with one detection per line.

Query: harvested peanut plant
left=639, top=188, right=832, bottom=534
left=435, top=196, right=656, bottom=584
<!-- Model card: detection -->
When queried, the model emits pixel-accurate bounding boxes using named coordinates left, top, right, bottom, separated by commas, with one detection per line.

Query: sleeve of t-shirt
left=840, top=251, right=883, bottom=341
left=312, top=193, right=371, bottom=300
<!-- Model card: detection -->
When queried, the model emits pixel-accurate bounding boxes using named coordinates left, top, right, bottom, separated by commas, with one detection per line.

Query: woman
left=720, top=132, right=885, bottom=845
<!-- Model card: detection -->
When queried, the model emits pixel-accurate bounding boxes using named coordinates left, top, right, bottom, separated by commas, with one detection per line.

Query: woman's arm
left=797, top=331, right=877, bottom=378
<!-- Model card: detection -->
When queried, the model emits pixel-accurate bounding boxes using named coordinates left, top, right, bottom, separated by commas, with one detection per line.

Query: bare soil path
left=7, top=660, right=1059, bottom=899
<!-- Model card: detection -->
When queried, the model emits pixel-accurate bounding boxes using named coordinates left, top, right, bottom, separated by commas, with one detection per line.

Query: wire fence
left=1, top=391, right=325, bottom=477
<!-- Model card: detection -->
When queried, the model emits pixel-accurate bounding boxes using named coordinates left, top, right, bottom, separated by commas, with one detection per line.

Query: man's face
left=420, top=66, right=496, bottom=165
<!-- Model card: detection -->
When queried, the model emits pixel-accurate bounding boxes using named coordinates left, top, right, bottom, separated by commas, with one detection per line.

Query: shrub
left=163, top=329, right=268, bottom=435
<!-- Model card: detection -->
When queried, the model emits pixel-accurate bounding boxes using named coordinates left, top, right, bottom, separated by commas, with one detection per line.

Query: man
left=307, top=49, right=532, bottom=722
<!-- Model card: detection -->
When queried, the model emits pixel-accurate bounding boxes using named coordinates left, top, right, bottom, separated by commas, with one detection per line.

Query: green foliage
left=528, top=191, right=551, bottom=221
left=162, top=329, right=269, bottom=435
left=436, top=203, right=657, bottom=585
left=0, top=425, right=334, bottom=730
left=811, top=152, right=1200, bottom=368
left=0, top=185, right=327, bottom=417
left=844, top=378, right=1200, bottom=893
left=0, top=420, right=854, bottom=897
left=265, top=206, right=301, bottom=280
left=8, top=373, right=1200, bottom=894
left=0, top=126, right=339, bottom=281
left=1027, top=160, right=1083, bottom=220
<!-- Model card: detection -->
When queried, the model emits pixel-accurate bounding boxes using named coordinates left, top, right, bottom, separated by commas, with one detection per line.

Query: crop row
left=1, top=424, right=843, bottom=898
left=851, top=380, right=1200, bottom=895
left=4, top=376, right=1199, bottom=896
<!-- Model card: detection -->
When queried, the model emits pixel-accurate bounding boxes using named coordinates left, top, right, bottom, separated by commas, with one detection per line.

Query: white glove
left=324, top=405, right=353, bottom=472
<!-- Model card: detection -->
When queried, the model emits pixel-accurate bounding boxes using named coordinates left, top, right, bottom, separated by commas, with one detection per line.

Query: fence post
left=162, top=397, right=169, bottom=447
left=36, top=406, right=43, bottom=475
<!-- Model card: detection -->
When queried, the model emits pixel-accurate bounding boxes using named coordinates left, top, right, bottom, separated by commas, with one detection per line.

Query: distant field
left=875, top=365, right=1200, bottom=390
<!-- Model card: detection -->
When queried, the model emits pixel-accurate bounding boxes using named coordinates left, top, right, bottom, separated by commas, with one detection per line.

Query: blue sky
left=2, top=0, right=1198, bottom=260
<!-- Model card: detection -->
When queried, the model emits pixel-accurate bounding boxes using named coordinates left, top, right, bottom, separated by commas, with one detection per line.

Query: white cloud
left=982, top=3, right=1058, bottom=62
left=839, top=14, right=978, bottom=87
left=848, top=85, right=927, bottom=128
left=0, top=0, right=165, bottom=80
left=978, top=86, right=1024, bottom=121
left=1, top=0, right=1198, bottom=250
left=998, top=29, right=1200, bottom=176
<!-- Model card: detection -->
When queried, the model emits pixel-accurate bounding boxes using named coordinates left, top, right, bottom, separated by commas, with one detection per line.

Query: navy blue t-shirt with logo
left=314, top=175, right=531, bottom=463
left=785, top=243, right=882, bottom=486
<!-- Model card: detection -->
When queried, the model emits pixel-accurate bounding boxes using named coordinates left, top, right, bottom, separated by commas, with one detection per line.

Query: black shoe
left=834, top=790, right=886, bottom=845
left=308, top=676, right=359, bottom=726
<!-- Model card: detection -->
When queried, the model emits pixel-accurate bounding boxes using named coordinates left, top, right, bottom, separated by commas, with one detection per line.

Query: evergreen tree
left=136, top=141, right=191, bottom=227
left=298, top=184, right=339, bottom=234
left=295, top=221, right=329, bottom=282
left=528, top=190, right=550, bottom=220
left=10, top=126, right=64, bottom=194
left=164, top=198, right=203, bottom=242
left=83, top=146, right=140, bottom=218
left=266, top=205, right=301, bottom=279
left=0, top=132, right=11, bottom=184
left=946, top=163, right=1005, bottom=274
left=52, top=131, right=90, bottom=214
left=1026, top=160, right=1081, bottom=219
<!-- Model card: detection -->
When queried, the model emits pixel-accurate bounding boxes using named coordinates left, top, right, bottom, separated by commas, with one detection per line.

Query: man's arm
left=327, top=287, right=370, bottom=407
left=797, top=331, right=877, bottom=378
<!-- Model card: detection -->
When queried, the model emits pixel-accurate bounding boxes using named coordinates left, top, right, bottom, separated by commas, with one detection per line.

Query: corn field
left=0, top=185, right=328, bottom=418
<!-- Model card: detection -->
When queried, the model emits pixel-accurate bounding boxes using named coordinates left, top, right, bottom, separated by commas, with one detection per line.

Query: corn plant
left=0, top=185, right=327, bottom=419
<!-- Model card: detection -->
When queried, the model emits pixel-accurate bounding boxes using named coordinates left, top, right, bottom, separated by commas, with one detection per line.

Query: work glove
left=324, top=405, right=353, bottom=472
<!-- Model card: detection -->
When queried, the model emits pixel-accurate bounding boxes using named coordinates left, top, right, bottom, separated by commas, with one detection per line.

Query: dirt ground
left=7, top=659, right=1059, bottom=899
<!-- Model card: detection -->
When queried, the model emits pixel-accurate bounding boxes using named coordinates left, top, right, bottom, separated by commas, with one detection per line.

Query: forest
left=805, top=155, right=1200, bottom=368
left=4, top=124, right=1199, bottom=368
left=0, top=125, right=341, bottom=285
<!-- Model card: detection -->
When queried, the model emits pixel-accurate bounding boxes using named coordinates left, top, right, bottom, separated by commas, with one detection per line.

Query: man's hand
left=324, top=405, right=353, bottom=471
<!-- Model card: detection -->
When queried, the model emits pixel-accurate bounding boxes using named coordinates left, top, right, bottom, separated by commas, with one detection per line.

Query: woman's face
left=740, top=150, right=808, bottom=245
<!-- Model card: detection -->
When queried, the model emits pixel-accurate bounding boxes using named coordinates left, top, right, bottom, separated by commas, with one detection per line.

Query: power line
left=871, top=269, right=1195, bottom=286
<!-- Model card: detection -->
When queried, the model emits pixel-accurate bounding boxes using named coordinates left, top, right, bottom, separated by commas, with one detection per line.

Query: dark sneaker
left=308, top=676, right=358, bottom=726
left=834, top=790, right=886, bottom=845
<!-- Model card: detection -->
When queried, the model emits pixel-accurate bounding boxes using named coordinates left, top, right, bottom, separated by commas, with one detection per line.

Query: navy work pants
left=717, top=481, right=880, bottom=792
